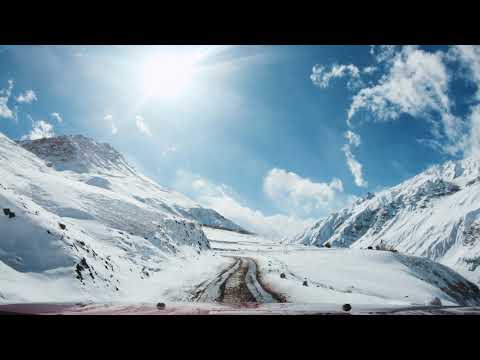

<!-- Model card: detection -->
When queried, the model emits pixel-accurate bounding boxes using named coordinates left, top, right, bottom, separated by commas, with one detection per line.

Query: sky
left=1, top=45, right=480, bottom=238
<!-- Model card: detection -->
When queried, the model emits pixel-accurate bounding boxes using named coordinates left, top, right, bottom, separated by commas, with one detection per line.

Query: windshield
left=1, top=45, right=480, bottom=315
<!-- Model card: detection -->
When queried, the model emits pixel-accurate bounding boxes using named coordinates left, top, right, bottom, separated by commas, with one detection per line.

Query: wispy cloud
left=362, top=66, right=377, bottom=75
left=466, top=105, right=480, bottom=158
left=0, top=80, right=16, bottom=120
left=311, top=64, right=362, bottom=89
left=342, top=143, right=367, bottom=188
left=446, top=45, right=480, bottom=156
left=15, top=89, right=37, bottom=104
left=51, top=112, right=63, bottom=123
left=345, top=130, right=361, bottom=147
left=342, top=130, right=366, bottom=187
left=370, top=45, right=398, bottom=64
left=448, top=45, right=480, bottom=101
left=135, top=115, right=152, bottom=136
left=21, top=120, right=55, bottom=140
left=348, top=46, right=451, bottom=121
left=340, top=131, right=367, bottom=187
left=347, top=46, right=464, bottom=155
left=311, top=45, right=480, bottom=189
left=104, top=114, right=117, bottom=135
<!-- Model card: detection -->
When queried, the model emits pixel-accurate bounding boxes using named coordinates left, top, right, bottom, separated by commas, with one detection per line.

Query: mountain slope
left=0, top=133, right=245, bottom=302
left=17, top=135, right=249, bottom=233
left=291, top=157, right=480, bottom=284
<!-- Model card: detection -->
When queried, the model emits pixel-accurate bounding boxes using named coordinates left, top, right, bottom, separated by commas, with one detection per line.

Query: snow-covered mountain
left=17, top=135, right=249, bottom=233
left=3, top=132, right=480, bottom=307
left=291, top=157, right=480, bottom=284
left=0, top=133, right=247, bottom=302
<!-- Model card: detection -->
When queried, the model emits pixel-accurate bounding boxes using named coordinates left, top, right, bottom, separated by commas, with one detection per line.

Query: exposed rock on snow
left=426, top=297, right=442, bottom=306
left=19, top=135, right=135, bottom=175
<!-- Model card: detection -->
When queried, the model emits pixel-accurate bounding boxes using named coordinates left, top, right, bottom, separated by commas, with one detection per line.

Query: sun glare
left=140, top=53, right=197, bottom=99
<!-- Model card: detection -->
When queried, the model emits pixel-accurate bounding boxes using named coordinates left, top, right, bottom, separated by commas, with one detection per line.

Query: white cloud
left=370, top=45, right=398, bottom=64
left=174, top=169, right=314, bottom=239
left=347, top=45, right=465, bottom=155
left=15, top=89, right=37, bottom=104
left=263, top=168, right=346, bottom=216
left=135, top=115, right=152, bottom=136
left=104, top=114, right=117, bottom=135
left=445, top=46, right=480, bottom=158
left=363, top=66, right=377, bottom=74
left=342, top=143, right=367, bottom=188
left=466, top=105, right=480, bottom=158
left=51, top=112, right=63, bottom=123
left=348, top=46, right=451, bottom=121
left=310, top=64, right=361, bottom=89
left=345, top=130, right=361, bottom=147
left=342, top=130, right=367, bottom=187
left=445, top=45, right=480, bottom=157
left=449, top=45, right=480, bottom=100
left=0, top=80, right=16, bottom=119
left=311, top=46, right=478, bottom=186
left=21, top=120, right=55, bottom=141
left=310, top=46, right=480, bottom=187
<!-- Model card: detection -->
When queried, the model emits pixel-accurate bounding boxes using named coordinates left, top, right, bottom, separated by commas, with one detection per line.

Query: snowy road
left=190, top=256, right=284, bottom=304
left=199, top=227, right=480, bottom=310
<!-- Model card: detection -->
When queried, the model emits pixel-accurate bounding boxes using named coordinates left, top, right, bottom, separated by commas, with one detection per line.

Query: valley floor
left=3, top=227, right=480, bottom=314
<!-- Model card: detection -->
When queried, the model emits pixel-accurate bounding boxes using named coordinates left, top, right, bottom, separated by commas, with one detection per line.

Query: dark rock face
left=3, top=208, right=15, bottom=218
left=75, top=258, right=91, bottom=282
left=75, top=264, right=84, bottom=281
left=59, top=223, right=66, bottom=230
left=80, top=257, right=89, bottom=269
left=342, top=304, right=352, bottom=312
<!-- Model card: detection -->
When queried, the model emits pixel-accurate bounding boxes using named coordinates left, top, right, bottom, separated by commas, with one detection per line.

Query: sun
left=140, top=53, right=197, bottom=99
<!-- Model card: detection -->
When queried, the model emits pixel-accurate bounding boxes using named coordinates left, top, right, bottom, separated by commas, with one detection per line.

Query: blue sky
left=2, top=45, right=480, bottom=238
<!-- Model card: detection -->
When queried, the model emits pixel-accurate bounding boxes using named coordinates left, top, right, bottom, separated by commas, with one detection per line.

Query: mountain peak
left=19, top=135, right=135, bottom=175
left=14, top=133, right=251, bottom=234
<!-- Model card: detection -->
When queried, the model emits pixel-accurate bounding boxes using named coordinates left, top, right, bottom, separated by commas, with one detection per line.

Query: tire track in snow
left=190, top=258, right=241, bottom=302
left=191, top=257, right=284, bottom=304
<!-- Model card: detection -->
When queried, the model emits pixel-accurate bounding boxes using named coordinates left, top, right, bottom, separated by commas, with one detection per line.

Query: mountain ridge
left=291, top=156, right=480, bottom=284
left=16, top=134, right=250, bottom=234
